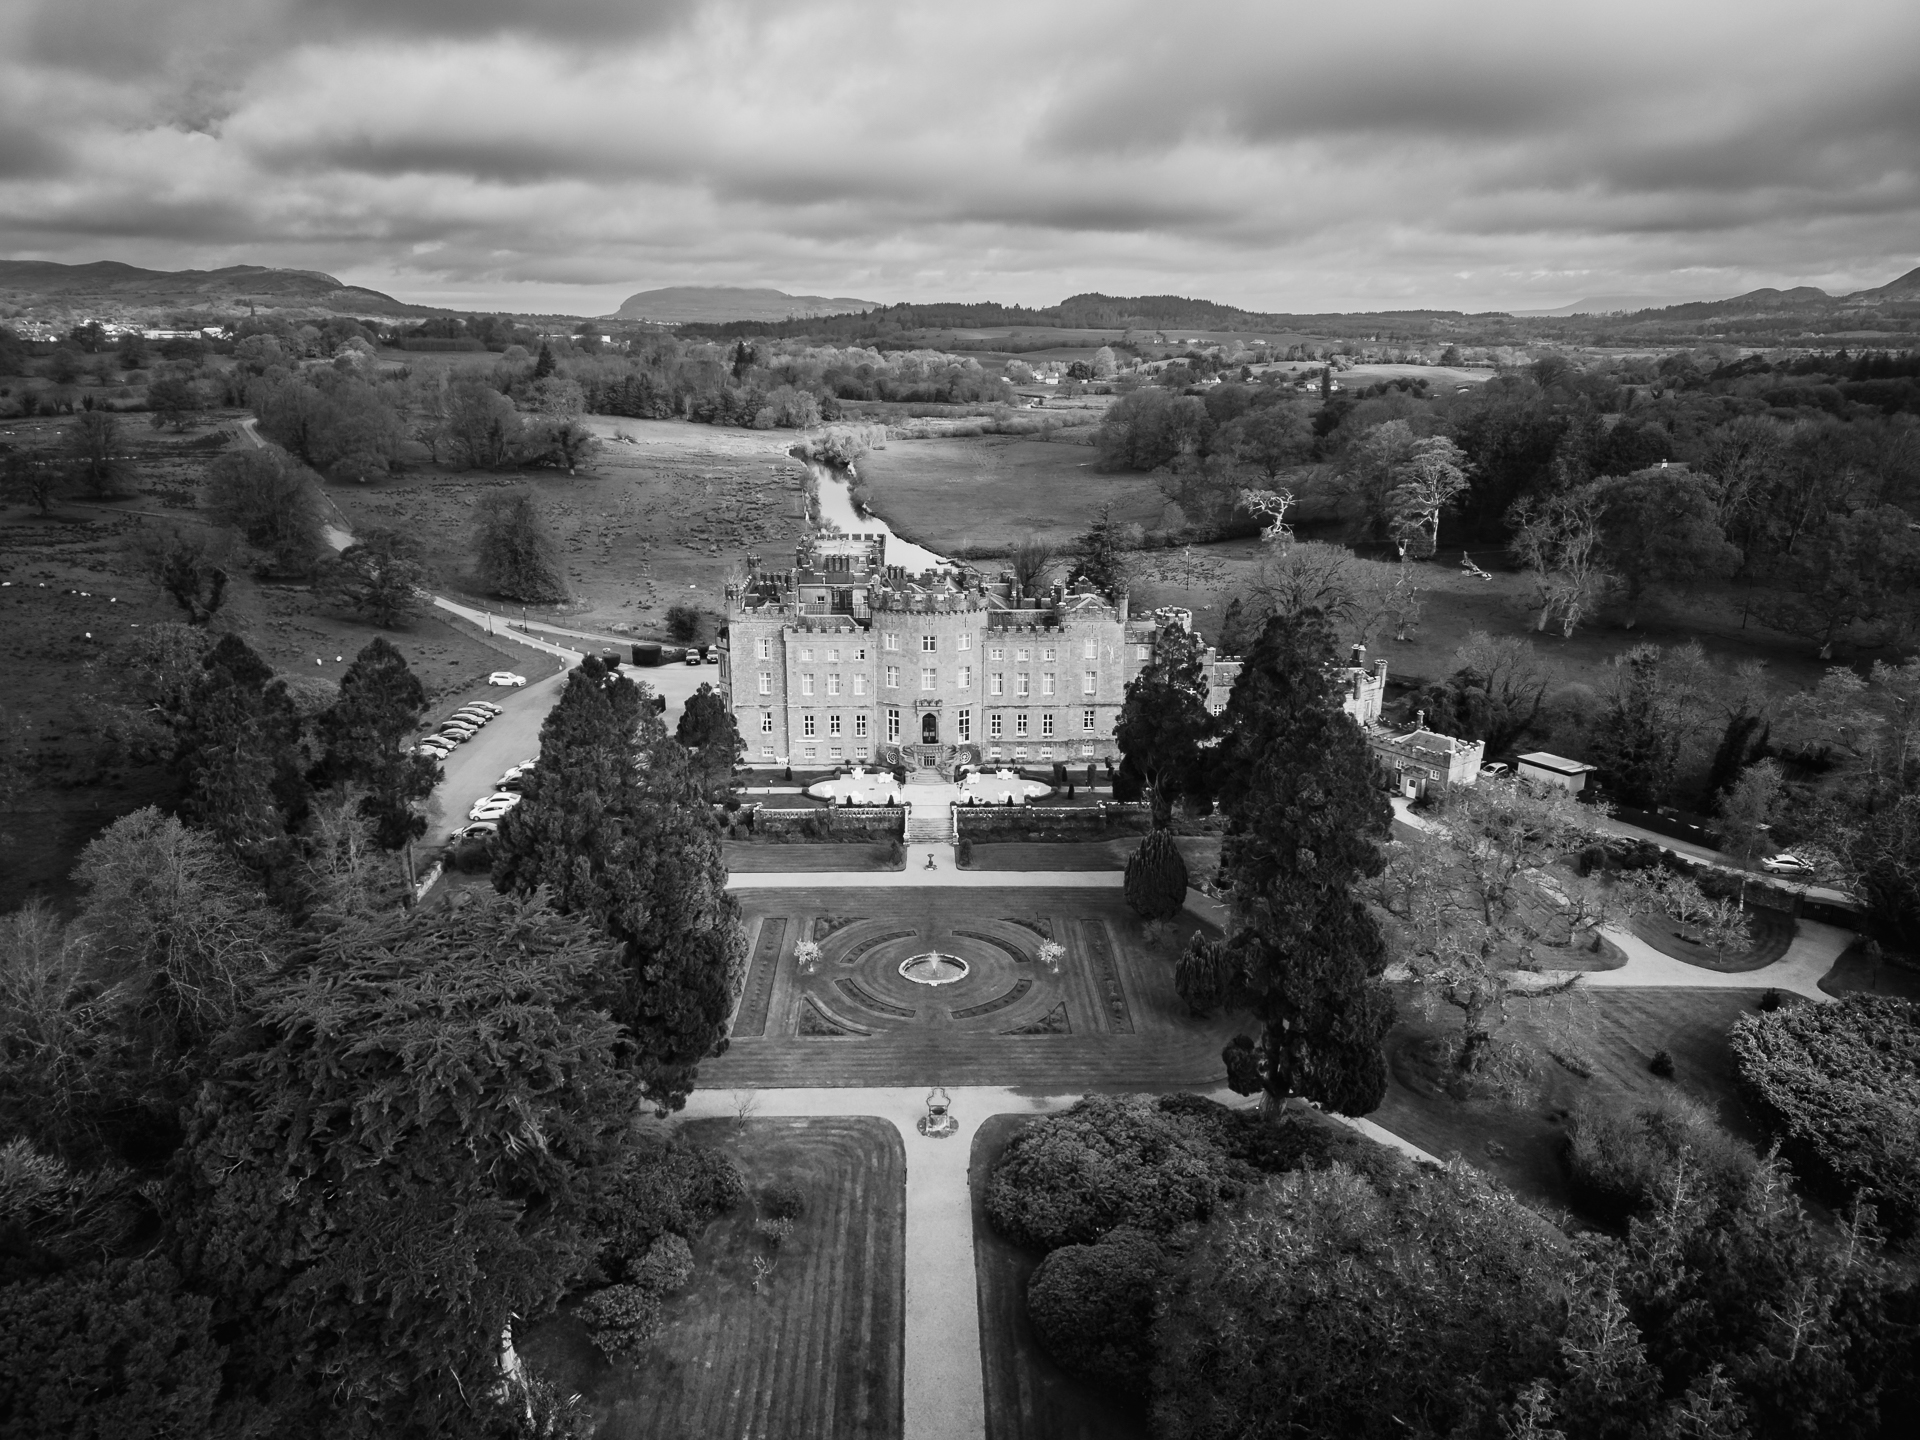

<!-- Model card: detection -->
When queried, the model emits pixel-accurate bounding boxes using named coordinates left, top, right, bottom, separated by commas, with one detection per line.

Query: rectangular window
left=1014, top=746, right=1029, bottom=760
left=957, top=634, right=971, bottom=651
left=854, top=713, right=868, bottom=738
left=1135, top=644, right=1150, bottom=661
left=854, top=646, right=868, bottom=661
left=990, top=673, right=1004, bottom=697
left=920, top=668, right=937, bottom=691
left=826, top=674, right=840, bottom=696
left=802, top=714, right=816, bottom=738
left=1016, top=647, right=1030, bottom=662
left=1083, top=639, right=1097, bottom=660
left=990, top=713, right=1004, bottom=739
left=887, top=709, right=901, bottom=742
left=1042, top=713, right=1055, bottom=737
left=827, top=647, right=840, bottom=663
left=1082, top=708, right=1096, bottom=732
left=883, top=633, right=899, bottom=650
left=800, top=674, right=814, bottom=697
left=856, top=746, right=870, bottom=761
left=757, top=673, right=772, bottom=695
left=989, top=746, right=1003, bottom=759
left=1015, top=713, right=1029, bottom=737
left=956, top=665, right=971, bottom=689
left=1042, top=647, right=1055, bottom=662
left=1041, top=673, right=1055, bottom=696
left=1083, top=670, right=1097, bottom=695
left=885, top=666, right=900, bottom=689
left=852, top=674, right=866, bottom=696
left=761, top=745, right=775, bottom=760
left=804, top=746, right=817, bottom=761
left=762, top=713, right=776, bottom=733
left=957, top=709, right=972, bottom=741
left=829, top=745, right=843, bottom=761
left=922, top=635, right=937, bottom=652
left=989, top=646, right=1004, bottom=661
left=1015, top=674, right=1030, bottom=698
left=757, top=637, right=772, bottom=660
left=828, top=714, right=842, bottom=737
left=800, top=646, right=813, bottom=663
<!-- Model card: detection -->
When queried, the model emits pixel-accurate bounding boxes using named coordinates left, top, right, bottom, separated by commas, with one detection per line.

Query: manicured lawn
left=521, top=1117, right=905, bottom=1440
left=706, top=888, right=1238, bottom=1089
left=1820, top=944, right=1920, bottom=1000
left=1626, top=904, right=1794, bottom=971
left=970, top=1114, right=1152, bottom=1440
left=724, top=841, right=902, bottom=872
left=1370, top=985, right=1777, bottom=1216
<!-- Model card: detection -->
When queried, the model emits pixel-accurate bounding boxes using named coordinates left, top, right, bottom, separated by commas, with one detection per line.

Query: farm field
left=970, top=1113, right=1152, bottom=1440
left=324, top=415, right=810, bottom=644
left=521, top=1117, right=905, bottom=1440
left=1372, top=985, right=1777, bottom=1215
left=857, top=434, right=1166, bottom=555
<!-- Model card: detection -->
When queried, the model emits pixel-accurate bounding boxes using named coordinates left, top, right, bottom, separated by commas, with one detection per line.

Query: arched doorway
left=920, top=712, right=939, bottom=744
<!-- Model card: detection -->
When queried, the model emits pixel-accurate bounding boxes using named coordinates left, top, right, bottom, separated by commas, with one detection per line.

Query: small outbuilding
left=1516, top=752, right=1598, bottom=794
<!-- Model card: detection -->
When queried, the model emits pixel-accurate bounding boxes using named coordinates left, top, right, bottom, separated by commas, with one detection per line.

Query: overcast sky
left=3, top=0, right=1916, bottom=316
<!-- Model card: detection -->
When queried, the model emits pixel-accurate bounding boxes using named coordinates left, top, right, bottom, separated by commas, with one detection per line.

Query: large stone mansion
left=721, top=534, right=1388, bottom=773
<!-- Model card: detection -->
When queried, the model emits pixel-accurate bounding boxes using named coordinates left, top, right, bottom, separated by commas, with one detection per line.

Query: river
left=795, top=454, right=950, bottom=573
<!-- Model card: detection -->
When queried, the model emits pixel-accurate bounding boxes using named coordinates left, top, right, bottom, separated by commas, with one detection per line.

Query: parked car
left=466, top=701, right=504, bottom=716
left=1761, top=853, right=1816, bottom=876
left=454, top=821, right=499, bottom=841
left=413, top=741, right=453, bottom=759
left=469, top=794, right=522, bottom=822
left=439, top=723, right=479, bottom=742
left=451, top=706, right=492, bottom=722
left=488, top=671, right=528, bottom=687
left=684, top=649, right=703, bottom=666
left=704, top=648, right=720, bottom=665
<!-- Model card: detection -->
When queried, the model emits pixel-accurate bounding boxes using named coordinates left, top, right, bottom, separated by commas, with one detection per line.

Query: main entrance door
left=920, top=713, right=939, bottom=744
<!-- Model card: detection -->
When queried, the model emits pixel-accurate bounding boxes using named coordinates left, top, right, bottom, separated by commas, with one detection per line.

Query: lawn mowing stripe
left=736, top=915, right=787, bottom=1038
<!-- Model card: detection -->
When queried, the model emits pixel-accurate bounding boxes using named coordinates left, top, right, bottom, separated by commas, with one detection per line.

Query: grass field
left=857, top=434, right=1166, bottom=555
left=970, top=1112, right=1152, bottom=1440
left=520, top=1117, right=905, bottom=1440
left=0, top=408, right=544, bottom=909
left=1372, top=985, right=1777, bottom=1216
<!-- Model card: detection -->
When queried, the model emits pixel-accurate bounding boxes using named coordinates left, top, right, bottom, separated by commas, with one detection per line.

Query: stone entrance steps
left=903, top=807, right=952, bottom=843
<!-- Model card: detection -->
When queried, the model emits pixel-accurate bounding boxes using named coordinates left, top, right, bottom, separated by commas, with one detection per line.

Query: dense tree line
left=0, top=636, right=745, bottom=1434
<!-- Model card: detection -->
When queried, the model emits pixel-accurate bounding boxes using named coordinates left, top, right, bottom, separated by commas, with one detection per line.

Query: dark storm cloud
left=2, top=0, right=1917, bottom=311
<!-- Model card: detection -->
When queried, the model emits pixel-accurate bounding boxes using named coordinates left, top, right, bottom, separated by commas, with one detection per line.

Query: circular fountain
left=898, top=952, right=970, bottom=986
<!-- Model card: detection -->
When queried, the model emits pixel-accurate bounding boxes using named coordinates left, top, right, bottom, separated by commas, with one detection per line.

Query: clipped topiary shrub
left=1124, top=830, right=1189, bottom=922
left=1026, top=1228, right=1162, bottom=1394
left=577, top=1283, right=663, bottom=1360
left=760, top=1180, right=807, bottom=1220
left=1174, top=933, right=1235, bottom=1016
left=1730, top=995, right=1920, bottom=1238
left=1649, top=1048, right=1676, bottom=1079
left=631, top=1233, right=694, bottom=1294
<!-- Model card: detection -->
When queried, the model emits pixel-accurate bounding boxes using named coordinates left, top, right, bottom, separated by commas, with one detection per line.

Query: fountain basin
left=898, top=952, right=970, bottom=987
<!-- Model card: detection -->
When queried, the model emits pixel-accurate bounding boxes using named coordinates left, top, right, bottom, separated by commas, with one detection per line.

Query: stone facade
left=1369, top=726, right=1486, bottom=798
left=725, top=534, right=1146, bottom=771
left=723, top=538, right=1392, bottom=773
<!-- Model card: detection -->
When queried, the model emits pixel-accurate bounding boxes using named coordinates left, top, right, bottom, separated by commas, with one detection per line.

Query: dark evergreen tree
left=319, top=638, right=439, bottom=887
left=174, top=635, right=309, bottom=875
left=675, top=681, right=743, bottom=798
left=1114, top=620, right=1211, bottom=828
left=1212, top=610, right=1394, bottom=1114
left=1175, top=932, right=1236, bottom=1015
left=1704, top=709, right=1768, bottom=807
left=1124, top=829, right=1189, bottom=921
left=532, top=340, right=556, bottom=379
left=1067, top=501, right=1131, bottom=605
left=493, top=665, right=744, bottom=1111
left=472, top=488, right=567, bottom=603
left=169, top=891, right=637, bottom=1439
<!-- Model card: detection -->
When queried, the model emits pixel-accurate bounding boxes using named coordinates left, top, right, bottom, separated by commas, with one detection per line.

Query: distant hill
left=1511, top=293, right=1722, bottom=317
left=0, top=259, right=435, bottom=319
left=612, top=285, right=881, bottom=324
left=1848, top=265, right=1920, bottom=301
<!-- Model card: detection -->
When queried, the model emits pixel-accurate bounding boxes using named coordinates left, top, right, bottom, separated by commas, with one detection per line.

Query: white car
left=489, top=671, right=528, bottom=687
left=469, top=792, right=523, bottom=821
left=704, top=650, right=720, bottom=665
left=1760, top=853, right=1816, bottom=876
left=684, top=650, right=703, bottom=666
left=413, top=742, right=453, bottom=759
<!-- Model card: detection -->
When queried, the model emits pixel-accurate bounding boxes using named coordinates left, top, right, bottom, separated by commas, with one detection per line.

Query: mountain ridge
left=611, top=285, right=881, bottom=323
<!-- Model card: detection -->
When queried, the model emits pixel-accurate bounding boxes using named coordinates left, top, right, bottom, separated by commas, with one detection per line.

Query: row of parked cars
left=411, top=700, right=506, bottom=760
left=454, top=760, right=538, bottom=841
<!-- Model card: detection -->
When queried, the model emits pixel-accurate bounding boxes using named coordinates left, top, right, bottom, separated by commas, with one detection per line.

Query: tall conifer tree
left=1213, top=610, right=1394, bottom=1114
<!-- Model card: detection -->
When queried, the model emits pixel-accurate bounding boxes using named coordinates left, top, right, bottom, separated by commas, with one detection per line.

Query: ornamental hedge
left=1025, top=1227, right=1162, bottom=1393
left=1728, top=995, right=1920, bottom=1239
